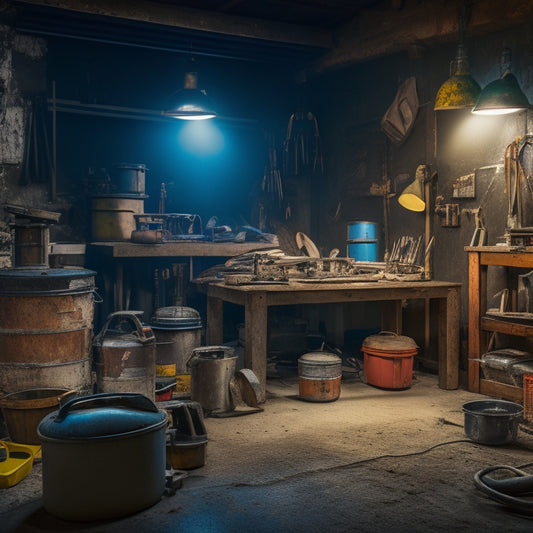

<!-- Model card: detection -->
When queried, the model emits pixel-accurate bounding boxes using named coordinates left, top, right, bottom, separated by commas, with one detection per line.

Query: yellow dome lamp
left=398, top=167, right=426, bottom=212
left=434, top=44, right=481, bottom=110
left=398, top=165, right=434, bottom=279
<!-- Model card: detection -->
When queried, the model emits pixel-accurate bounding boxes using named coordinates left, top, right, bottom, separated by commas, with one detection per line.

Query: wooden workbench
left=87, top=240, right=279, bottom=311
left=206, top=279, right=461, bottom=397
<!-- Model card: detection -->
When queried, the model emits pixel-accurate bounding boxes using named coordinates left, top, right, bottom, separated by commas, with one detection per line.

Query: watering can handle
left=55, top=392, right=159, bottom=422
left=94, top=311, right=154, bottom=345
left=186, top=351, right=198, bottom=369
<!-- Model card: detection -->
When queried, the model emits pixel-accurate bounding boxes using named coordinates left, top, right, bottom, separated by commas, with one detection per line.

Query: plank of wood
left=479, top=378, right=523, bottom=403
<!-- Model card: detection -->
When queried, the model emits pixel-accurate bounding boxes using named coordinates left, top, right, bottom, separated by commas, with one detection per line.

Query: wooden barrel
left=91, top=194, right=145, bottom=241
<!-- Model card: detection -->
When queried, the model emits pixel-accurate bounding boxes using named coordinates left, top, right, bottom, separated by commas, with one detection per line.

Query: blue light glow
left=178, top=121, right=224, bottom=156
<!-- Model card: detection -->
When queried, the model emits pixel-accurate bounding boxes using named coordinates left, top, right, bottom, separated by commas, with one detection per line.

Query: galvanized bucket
left=188, top=346, right=237, bottom=413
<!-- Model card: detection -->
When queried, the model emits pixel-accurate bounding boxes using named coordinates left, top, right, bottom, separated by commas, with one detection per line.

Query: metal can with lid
left=37, top=393, right=167, bottom=521
left=298, top=351, right=342, bottom=402
left=151, top=306, right=203, bottom=394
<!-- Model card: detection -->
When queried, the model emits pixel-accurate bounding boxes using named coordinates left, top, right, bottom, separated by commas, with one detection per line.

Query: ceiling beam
left=310, top=0, right=533, bottom=74
left=11, top=0, right=334, bottom=49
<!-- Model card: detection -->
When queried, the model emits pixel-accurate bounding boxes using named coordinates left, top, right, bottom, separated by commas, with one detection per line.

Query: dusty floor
left=2, top=371, right=533, bottom=532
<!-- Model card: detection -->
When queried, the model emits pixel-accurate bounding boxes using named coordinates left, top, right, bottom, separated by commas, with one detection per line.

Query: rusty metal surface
left=0, top=293, right=94, bottom=329
left=0, top=358, right=93, bottom=397
left=0, top=328, right=91, bottom=363
left=95, top=343, right=155, bottom=379
left=298, top=376, right=341, bottom=402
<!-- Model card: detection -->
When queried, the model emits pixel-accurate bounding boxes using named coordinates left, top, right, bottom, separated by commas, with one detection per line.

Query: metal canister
left=188, top=346, right=237, bottom=414
left=93, top=311, right=156, bottom=400
left=112, top=163, right=146, bottom=195
left=0, top=267, right=96, bottom=396
left=298, top=351, right=342, bottom=402
left=150, top=306, right=202, bottom=393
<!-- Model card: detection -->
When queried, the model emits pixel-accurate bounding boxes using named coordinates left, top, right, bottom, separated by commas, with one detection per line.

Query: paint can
left=298, top=351, right=342, bottom=402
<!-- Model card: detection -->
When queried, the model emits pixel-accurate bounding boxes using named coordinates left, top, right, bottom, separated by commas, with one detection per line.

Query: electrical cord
left=232, top=438, right=473, bottom=487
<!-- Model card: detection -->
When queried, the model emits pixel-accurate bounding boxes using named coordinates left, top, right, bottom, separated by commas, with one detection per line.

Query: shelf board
left=479, top=378, right=523, bottom=402
left=481, top=316, right=533, bottom=337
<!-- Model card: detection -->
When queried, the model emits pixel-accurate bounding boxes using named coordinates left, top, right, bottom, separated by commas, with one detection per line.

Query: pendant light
left=162, top=71, right=217, bottom=120
left=434, top=44, right=481, bottom=110
left=434, top=2, right=480, bottom=111
left=472, top=48, right=530, bottom=115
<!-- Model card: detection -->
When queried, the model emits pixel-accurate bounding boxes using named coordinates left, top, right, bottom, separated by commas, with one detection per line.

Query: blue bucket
left=347, top=241, right=377, bottom=261
left=347, top=221, right=379, bottom=261
left=347, top=221, right=377, bottom=241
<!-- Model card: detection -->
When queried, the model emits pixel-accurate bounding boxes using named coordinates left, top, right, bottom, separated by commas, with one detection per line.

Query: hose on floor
left=474, top=463, right=533, bottom=514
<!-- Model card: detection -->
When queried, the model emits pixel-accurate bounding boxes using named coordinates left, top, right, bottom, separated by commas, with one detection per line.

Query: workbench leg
left=438, top=287, right=460, bottom=390
left=244, top=293, right=268, bottom=398
left=381, top=300, right=402, bottom=333
left=206, top=296, right=223, bottom=345
left=114, top=262, right=124, bottom=311
left=468, top=251, right=483, bottom=393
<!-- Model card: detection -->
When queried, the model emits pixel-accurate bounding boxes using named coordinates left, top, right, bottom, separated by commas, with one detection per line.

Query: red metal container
left=362, top=331, right=418, bottom=390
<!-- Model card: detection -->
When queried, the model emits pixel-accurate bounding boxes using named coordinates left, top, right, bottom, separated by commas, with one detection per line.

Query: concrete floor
left=2, top=371, right=533, bottom=532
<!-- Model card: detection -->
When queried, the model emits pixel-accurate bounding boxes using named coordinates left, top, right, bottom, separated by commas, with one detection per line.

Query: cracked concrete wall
left=0, top=24, right=47, bottom=267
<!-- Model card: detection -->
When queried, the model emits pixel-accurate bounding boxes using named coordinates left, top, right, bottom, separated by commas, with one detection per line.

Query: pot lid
left=191, top=345, right=235, bottom=360
left=151, top=306, right=202, bottom=329
left=114, top=163, right=147, bottom=171
left=362, top=331, right=418, bottom=351
left=299, top=351, right=341, bottom=365
left=38, top=393, right=166, bottom=440
left=0, top=267, right=95, bottom=295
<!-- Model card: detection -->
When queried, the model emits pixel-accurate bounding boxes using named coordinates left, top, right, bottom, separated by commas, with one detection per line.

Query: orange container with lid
left=362, top=331, right=418, bottom=390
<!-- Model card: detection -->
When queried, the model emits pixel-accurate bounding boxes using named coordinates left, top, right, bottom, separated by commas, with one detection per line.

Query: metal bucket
left=298, top=351, right=342, bottom=402
left=463, top=399, right=523, bottom=445
left=112, top=163, right=146, bottom=195
left=151, top=306, right=203, bottom=392
left=188, top=346, right=237, bottom=413
left=0, top=268, right=96, bottom=396
left=91, top=194, right=145, bottom=241
left=93, top=311, right=156, bottom=401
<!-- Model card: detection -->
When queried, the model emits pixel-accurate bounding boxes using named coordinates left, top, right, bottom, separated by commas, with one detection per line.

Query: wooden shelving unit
left=466, top=246, right=533, bottom=402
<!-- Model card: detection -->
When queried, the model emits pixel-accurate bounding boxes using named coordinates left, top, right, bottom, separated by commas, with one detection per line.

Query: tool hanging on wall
left=262, top=131, right=283, bottom=206
left=468, top=208, right=487, bottom=246
left=159, top=183, right=167, bottom=214
left=369, top=139, right=395, bottom=261
left=283, top=111, right=323, bottom=177
left=20, top=97, right=54, bottom=189
left=504, top=135, right=533, bottom=244
left=434, top=196, right=460, bottom=227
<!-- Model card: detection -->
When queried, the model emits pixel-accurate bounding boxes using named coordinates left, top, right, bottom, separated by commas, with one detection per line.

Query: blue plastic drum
left=347, top=221, right=377, bottom=241
left=347, top=221, right=379, bottom=261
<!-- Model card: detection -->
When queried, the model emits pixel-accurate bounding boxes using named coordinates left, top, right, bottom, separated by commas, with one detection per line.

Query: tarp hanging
left=381, top=77, right=419, bottom=144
